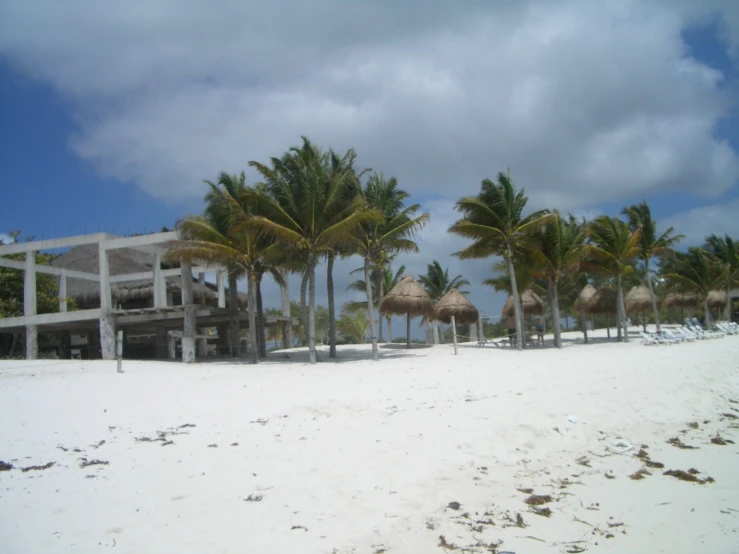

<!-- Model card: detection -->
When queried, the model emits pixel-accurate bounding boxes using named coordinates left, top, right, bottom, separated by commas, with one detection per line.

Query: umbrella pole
left=406, top=312, right=411, bottom=349
left=451, top=315, right=458, bottom=355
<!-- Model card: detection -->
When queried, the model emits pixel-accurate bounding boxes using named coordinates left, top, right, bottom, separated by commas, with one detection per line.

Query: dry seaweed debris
left=0, top=460, right=13, bottom=472
left=524, top=494, right=552, bottom=506
left=531, top=506, right=552, bottom=517
left=438, top=535, right=459, bottom=551
left=687, top=422, right=699, bottom=429
left=667, top=437, right=698, bottom=449
left=21, top=462, right=55, bottom=472
left=79, top=458, right=109, bottom=468
left=629, top=468, right=651, bottom=480
left=710, top=434, right=734, bottom=445
left=664, top=469, right=715, bottom=484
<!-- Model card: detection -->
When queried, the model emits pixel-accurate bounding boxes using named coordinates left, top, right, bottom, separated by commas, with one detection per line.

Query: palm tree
left=623, top=201, right=684, bottom=333
left=346, top=263, right=406, bottom=343
left=354, top=172, right=429, bottom=360
left=527, top=212, right=586, bottom=348
left=585, top=216, right=641, bottom=342
left=449, top=171, right=550, bottom=350
left=247, top=137, right=376, bottom=364
left=171, top=172, right=281, bottom=364
left=662, top=248, right=727, bottom=327
left=704, top=234, right=739, bottom=322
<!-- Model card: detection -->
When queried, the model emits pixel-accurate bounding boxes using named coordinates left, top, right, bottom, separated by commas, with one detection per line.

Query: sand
left=1, top=327, right=738, bottom=553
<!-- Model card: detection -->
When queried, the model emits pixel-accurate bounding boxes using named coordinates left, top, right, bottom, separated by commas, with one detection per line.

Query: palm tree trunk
left=364, top=257, right=379, bottom=361
left=299, top=269, right=309, bottom=345
left=406, top=312, right=411, bottom=348
left=280, top=269, right=292, bottom=349
left=642, top=312, right=646, bottom=333
left=247, top=273, right=258, bottom=364
left=438, top=321, right=445, bottom=344
left=704, top=296, right=712, bottom=329
left=579, top=301, right=589, bottom=344
left=506, top=246, right=524, bottom=350
left=644, top=257, right=661, bottom=332
left=256, top=275, right=267, bottom=358
left=327, top=251, right=337, bottom=359
left=616, top=273, right=629, bottom=342
left=387, top=316, right=392, bottom=344
left=432, top=321, right=439, bottom=344
left=308, top=254, right=317, bottom=365
left=376, top=270, right=384, bottom=343
left=549, top=278, right=562, bottom=348
left=726, top=282, right=732, bottom=322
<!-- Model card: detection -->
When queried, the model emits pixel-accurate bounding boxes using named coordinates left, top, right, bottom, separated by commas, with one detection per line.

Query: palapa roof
left=501, top=289, right=544, bottom=318
left=379, top=275, right=434, bottom=316
left=625, top=285, right=653, bottom=313
left=663, top=292, right=697, bottom=309
left=707, top=290, right=727, bottom=309
left=586, top=285, right=617, bottom=315
left=50, top=244, right=217, bottom=304
left=433, top=288, right=479, bottom=324
left=572, top=284, right=596, bottom=313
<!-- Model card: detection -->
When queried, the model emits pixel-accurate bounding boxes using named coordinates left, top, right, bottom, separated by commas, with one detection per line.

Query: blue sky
left=2, top=1, right=739, bottom=329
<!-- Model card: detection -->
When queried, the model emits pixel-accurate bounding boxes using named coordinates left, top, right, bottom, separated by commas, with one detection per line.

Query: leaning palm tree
left=623, top=201, right=684, bottom=333
left=354, top=172, right=429, bottom=360
left=662, top=248, right=727, bottom=327
left=449, top=171, right=550, bottom=350
left=585, top=216, right=641, bottom=342
left=247, top=137, right=377, bottom=364
left=527, top=212, right=586, bottom=348
left=703, top=234, right=739, bottom=322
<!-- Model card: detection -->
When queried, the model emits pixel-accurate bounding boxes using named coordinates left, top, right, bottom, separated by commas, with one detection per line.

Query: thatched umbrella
left=572, top=284, right=597, bottom=344
left=433, top=289, right=479, bottom=355
left=625, top=285, right=653, bottom=314
left=707, top=290, right=727, bottom=310
left=379, top=275, right=434, bottom=349
left=501, top=289, right=544, bottom=318
left=663, top=292, right=697, bottom=309
left=586, top=285, right=617, bottom=315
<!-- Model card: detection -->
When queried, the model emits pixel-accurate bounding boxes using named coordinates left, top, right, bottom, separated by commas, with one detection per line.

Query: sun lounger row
left=640, top=320, right=739, bottom=345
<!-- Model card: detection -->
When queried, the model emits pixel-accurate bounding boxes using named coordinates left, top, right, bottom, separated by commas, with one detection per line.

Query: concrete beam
left=102, top=231, right=179, bottom=251
left=0, top=257, right=100, bottom=282
left=0, top=233, right=113, bottom=256
left=0, top=309, right=102, bottom=329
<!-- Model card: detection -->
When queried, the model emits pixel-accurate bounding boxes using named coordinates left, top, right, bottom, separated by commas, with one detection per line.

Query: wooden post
left=116, top=330, right=124, bottom=373
left=98, top=242, right=116, bottom=359
left=181, top=261, right=196, bottom=363
left=452, top=315, right=458, bottom=355
left=58, top=269, right=68, bottom=313
left=24, top=251, right=38, bottom=360
left=406, top=312, right=411, bottom=349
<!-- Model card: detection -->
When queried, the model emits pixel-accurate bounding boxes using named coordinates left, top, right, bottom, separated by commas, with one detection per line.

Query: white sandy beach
left=1, top=328, right=738, bottom=554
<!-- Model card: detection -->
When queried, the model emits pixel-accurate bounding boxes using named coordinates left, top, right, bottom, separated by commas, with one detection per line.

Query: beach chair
left=661, top=329, right=689, bottom=342
left=717, top=323, right=738, bottom=335
left=677, top=326, right=703, bottom=340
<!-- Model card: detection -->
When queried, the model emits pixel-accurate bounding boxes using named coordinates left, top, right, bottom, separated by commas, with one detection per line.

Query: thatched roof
left=433, top=289, right=479, bottom=324
left=379, top=275, right=434, bottom=316
left=501, top=289, right=544, bottom=317
left=572, top=284, right=596, bottom=313
left=51, top=244, right=217, bottom=304
left=707, top=290, right=727, bottom=309
left=663, top=292, right=697, bottom=309
left=586, top=285, right=617, bottom=315
left=625, top=285, right=653, bottom=313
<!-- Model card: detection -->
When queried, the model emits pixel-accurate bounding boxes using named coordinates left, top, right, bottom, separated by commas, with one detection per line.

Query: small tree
left=337, top=306, right=370, bottom=344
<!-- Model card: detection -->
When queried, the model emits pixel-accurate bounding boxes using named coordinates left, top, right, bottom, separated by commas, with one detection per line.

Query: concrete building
left=0, top=231, right=295, bottom=361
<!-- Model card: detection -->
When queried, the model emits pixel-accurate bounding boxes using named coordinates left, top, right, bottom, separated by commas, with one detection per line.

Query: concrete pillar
left=280, top=269, right=292, bottom=349
left=24, top=251, right=38, bottom=360
left=181, top=261, right=196, bottom=363
left=153, top=254, right=166, bottom=308
left=58, top=270, right=68, bottom=313
left=167, top=332, right=176, bottom=360
left=98, top=242, right=116, bottom=359
left=217, top=271, right=226, bottom=308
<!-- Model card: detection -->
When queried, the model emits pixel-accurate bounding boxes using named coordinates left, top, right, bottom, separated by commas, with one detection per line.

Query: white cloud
left=662, top=199, right=739, bottom=247
left=1, top=0, right=738, bottom=210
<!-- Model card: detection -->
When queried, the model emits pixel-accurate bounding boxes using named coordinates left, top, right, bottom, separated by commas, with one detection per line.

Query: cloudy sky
left=1, top=0, right=739, bottom=333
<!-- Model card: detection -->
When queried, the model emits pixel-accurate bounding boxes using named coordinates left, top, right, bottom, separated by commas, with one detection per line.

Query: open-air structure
left=0, top=231, right=295, bottom=362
